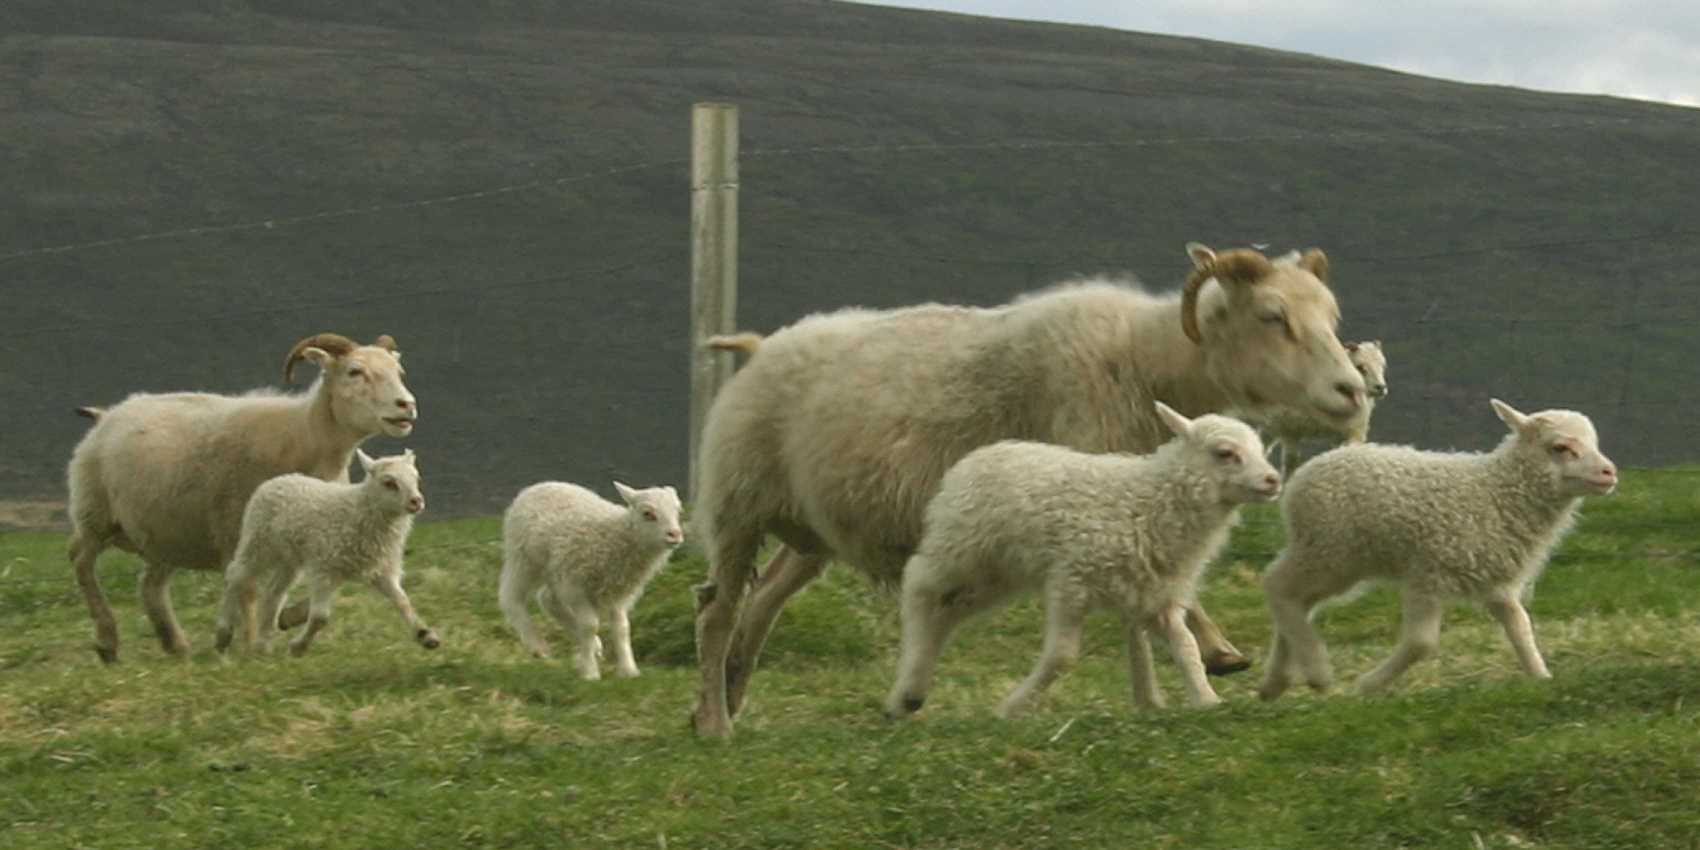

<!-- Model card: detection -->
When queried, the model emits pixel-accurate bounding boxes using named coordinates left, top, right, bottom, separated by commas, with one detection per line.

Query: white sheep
left=215, top=449, right=434, bottom=657
left=67, top=333, right=417, bottom=662
left=1258, top=399, right=1618, bottom=700
left=885, top=403, right=1281, bottom=719
left=1256, top=340, right=1389, bottom=477
left=690, top=242, right=1367, bottom=737
left=499, top=481, right=684, bottom=679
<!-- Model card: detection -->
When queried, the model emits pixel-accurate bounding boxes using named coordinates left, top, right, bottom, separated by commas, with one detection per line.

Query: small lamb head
left=285, top=333, right=418, bottom=438
left=358, top=449, right=425, bottom=514
left=614, top=481, right=684, bottom=547
left=1347, top=340, right=1389, bottom=399
left=1154, top=401, right=1281, bottom=503
left=1490, top=399, right=1616, bottom=497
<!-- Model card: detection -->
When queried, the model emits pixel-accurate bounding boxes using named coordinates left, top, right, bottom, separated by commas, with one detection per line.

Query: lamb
left=885, top=403, right=1282, bottom=719
left=215, top=449, right=435, bottom=656
left=67, top=333, right=417, bottom=662
left=499, top=481, right=684, bottom=679
left=692, top=242, right=1368, bottom=737
left=1255, top=340, right=1389, bottom=477
left=1257, top=399, right=1617, bottom=700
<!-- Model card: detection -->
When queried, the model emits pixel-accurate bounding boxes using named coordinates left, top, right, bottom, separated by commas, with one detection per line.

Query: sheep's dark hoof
left=95, top=646, right=119, bottom=665
left=1204, top=650, right=1252, bottom=676
left=904, top=696, right=924, bottom=713
left=418, top=629, right=440, bottom=650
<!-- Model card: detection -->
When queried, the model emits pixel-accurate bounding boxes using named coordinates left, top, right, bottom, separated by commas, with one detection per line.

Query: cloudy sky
left=861, top=1, right=1700, bottom=108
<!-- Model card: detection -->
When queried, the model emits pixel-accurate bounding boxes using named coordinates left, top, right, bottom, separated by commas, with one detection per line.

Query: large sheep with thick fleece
left=691, top=242, right=1368, bottom=737
left=1258, top=399, right=1617, bottom=700
left=885, top=403, right=1281, bottom=719
left=68, top=333, right=417, bottom=662
left=499, top=481, right=683, bottom=679
left=215, top=449, right=434, bottom=656
left=1255, top=340, right=1389, bottom=477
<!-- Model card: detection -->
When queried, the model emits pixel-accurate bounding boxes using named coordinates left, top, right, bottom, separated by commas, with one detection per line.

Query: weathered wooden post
left=688, top=102, right=739, bottom=500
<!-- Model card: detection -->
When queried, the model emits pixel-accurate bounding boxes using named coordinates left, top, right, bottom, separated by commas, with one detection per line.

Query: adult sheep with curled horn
left=690, top=242, right=1367, bottom=737
left=67, top=332, right=418, bottom=663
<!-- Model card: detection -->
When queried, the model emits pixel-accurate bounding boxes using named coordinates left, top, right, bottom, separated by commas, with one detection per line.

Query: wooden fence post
left=688, top=102, right=739, bottom=501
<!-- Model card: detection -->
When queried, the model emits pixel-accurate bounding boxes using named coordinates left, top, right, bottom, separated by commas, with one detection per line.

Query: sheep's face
left=1188, top=245, right=1366, bottom=428
left=310, top=343, right=417, bottom=438
left=1347, top=341, right=1389, bottom=399
left=1491, top=399, right=1617, bottom=497
left=615, top=481, right=684, bottom=548
left=358, top=449, right=425, bottom=514
left=1155, top=403, right=1281, bottom=503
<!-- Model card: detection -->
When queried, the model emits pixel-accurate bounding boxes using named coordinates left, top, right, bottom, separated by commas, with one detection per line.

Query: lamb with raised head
left=67, top=333, right=417, bottom=662
left=215, top=449, right=434, bottom=656
left=1258, top=399, right=1617, bottom=700
left=499, top=481, right=683, bottom=679
left=885, top=403, right=1281, bottom=719
left=691, top=242, right=1367, bottom=737
left=1256, top=340, right=1389, bottom=477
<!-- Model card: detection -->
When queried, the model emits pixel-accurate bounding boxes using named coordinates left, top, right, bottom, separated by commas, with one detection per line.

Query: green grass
left=3, top=470, right=1699, bottom=849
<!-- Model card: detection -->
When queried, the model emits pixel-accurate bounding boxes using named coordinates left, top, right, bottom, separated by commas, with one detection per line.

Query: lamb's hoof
left=1204, top=650, right=1252, bottom=676
left=94, top=646, right=119, bottom=665
left=288, top=643, right=309, bottom=658
left=417, top=629, right=440, bottom=650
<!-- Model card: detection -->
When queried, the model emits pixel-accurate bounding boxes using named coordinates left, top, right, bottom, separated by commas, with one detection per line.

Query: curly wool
left=234, top=473, right=415, bottom=585
left=501, top=483, right=673, bottom=611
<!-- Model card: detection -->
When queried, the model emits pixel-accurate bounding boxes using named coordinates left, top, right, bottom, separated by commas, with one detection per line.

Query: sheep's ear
left=1344, top=341, right=1359, bottom=353
left=355, top=449, right=376, bottom=472
left=613, top=481, right=638, bottom=505
left=1185, top=242, right=1215, bottom=269
left=1299, top=248, right=1330, bottom=283
left=1490, top=398, right=1531, bottom=432
left=1153, top=401, right=1192, bottom=438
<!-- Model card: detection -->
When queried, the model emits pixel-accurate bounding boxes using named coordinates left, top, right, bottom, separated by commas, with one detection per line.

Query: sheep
left=215, top=449, right=434, bottom=656
left=67, top=332, right=417, bottom=662
left=1254, top=340, right=1389, bottom=477
left=499, top=481, right=684, bottom=679
left=1257, top=399, right=1618, bottom=700
left=690, top=241, right=1368, bottom=737
left=885, top=403, right=1282, bottom=719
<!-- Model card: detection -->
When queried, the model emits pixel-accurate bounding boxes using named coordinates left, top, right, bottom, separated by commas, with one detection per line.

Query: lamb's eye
left=1214, top=447, right=1239, bottom=463
left=1550, top=444, right=1576, bottom=459
left=383, top=479, right=399, bottom=490
left=643, top=509, right=658, bottom=521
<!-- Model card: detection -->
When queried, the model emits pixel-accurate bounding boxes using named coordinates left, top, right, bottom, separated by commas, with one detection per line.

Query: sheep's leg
left=139, top=562, right=191, bottom=656
left=691, top=532, right=762, bottom=738
left=885, top=557, right=1001, bottom=717
left=1122, top=613, right=1165, bottom=710
left=1484, top=592, right=1550, bottom=679
left=1185, top=603, right=1249, bottom=676
left=726, top=547, right=830, bottom=716
left=254, top=566, right=299, bottom=653
left=1356, top=592, right=1445, bottom=694
left=608, top=602, right=639, bottom=678
left=543, top=578, right=602, bottom=680
left=998, top=588, right=1087, bottom=719
left=288, top=576, right=339, bottom=657
left=71, top=534, right=120, bottom=664
left=275, top=600, right=312, bottom=631
left=1156, top=604, right=1222, bottom=707
left=372, top=570, right=439, bottom=650
left=498, top=564, right=550, bottom=658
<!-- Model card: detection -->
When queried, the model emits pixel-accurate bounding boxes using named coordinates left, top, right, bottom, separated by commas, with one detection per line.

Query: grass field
left=2, top=470, right=1698, bottom=849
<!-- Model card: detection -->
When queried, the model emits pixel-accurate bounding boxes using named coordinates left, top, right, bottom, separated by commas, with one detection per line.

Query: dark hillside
left=4, top=0, right=1698, bottom=524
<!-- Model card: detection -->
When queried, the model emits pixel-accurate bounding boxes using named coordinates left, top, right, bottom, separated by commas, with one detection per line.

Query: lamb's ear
left=355, top=449, right=376, bottom=473
left=1153, top=401, right=1192, bottom=438
left=1299, top=248, right=1330, bottom=283
left=1490, top=398, right=1531, bottom=432
left=1344, top=341, right=1360, bottom=353
left=402, top=448, right=416, bottom=463
left=613, top=481, right=638, bottom=505
left=1185, top=242, right=1215, bottom=270
left=664, top=485, right=679, bottom=502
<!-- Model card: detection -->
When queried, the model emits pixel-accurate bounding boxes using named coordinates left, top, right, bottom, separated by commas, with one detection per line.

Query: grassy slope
left=2, top=468, right=1697, bottom=849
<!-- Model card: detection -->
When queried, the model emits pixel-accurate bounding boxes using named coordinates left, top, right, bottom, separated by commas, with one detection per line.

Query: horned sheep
left=1255, top=340, right=1389, bottom=477
left=690, top=242, right=1368, bottom=737
left=67, top=333, right=418, bottom=662
left=885, top=403, right=1282, bottom=719
left=1258, top=399, right=1617, bottom=700
left=215, top=449, right=435, bottom=656
left=499, top=481, right=684, bottom=679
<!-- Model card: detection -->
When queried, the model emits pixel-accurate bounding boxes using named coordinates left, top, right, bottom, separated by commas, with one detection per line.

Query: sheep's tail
left=74, top=406, right=105, bottom=422
left=705, top=332, right=763, bottom=356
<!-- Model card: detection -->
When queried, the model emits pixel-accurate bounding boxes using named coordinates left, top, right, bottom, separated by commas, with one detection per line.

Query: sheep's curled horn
left=283, top=333, right=398, bottom=382
left=1180, top=248, right=1274, bottom=344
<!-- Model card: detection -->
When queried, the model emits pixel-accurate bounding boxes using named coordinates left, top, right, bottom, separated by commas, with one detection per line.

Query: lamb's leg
left=542, top=579, right=602, bottom=680
left=608, top=602, right=640, bottom=678
left=288, top=575, right=338, bottom=657
left=499, top=562, right=550, bottom=657
left=726, top=547, right=830, bottom=716
left=1259, top=553, right=1352, bottom=700
left=1484, top=592, right=1550, bottom=679
left=1122, top=613, right=1165, bottom=710
left=1184, top=603, right=1250, bottom=676
left=254, top=566, right=299, bottom=653
left=691, top=532, right=762, bottom=738
left=1156, top=604, right=1222, bottom=707
left=1356, top=592, right=1445, bottom=694
left=139, top=561, right=191, bottom=656
left=998, top=588, right=1088, bottom=718
left=372, top=569, right=439, bottom=650
left=275, top=600, right=312, bottom=631
left=214, top=564, right=254, bottom=655
left=70, top=534, right=120, bottom=664
left=885, top=557, right=999, bottom=717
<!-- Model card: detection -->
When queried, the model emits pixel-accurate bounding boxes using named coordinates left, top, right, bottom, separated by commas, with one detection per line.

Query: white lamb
left=885, top=403, right=1282, bottom=719
left=499, top=481, right=684, bottom=679
left=1258, top=399, right=1617, bottom=700
left=1256, top=340, right=1389, bottom=477
left=215, top=449, right=436, bottom=657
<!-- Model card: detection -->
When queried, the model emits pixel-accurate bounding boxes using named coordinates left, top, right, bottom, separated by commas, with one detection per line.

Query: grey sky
left=859, top=1, right=1700, bottom=107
